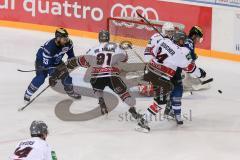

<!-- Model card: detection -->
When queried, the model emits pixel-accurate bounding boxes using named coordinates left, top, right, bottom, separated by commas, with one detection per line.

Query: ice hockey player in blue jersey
left=185, top=26, right=203, bottom=61
left=164, top=31, right=192, bottom=125
left=164, top=26, right=205, bottom=123
left=24, top=28, right=81, bottom=102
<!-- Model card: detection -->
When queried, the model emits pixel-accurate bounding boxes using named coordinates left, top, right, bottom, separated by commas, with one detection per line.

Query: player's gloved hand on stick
left=67, top=58, right=78, bottom=69
left=199, top=68, right=206, bottom=78
left=49, top=76, right=57, bottom=87
left=50, top=63, right=68, bottom=80
left=49, top=63, right=68, bottom=87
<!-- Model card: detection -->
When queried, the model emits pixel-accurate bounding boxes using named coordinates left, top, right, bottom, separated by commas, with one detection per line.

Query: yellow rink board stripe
left=0, top=20, right=98, bottom=39
left=0, top=20, right=239, bottom=62
left=196, top=49, right=240, bottom=62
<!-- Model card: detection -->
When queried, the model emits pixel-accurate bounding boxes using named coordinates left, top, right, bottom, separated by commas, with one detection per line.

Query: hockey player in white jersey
left=144, top=22, right=175, bottom=61
left=10, top=121, right=57, bottom=160
left=66, top=30, right=142, bottom=119
left=139, top=22, right=175, bottom=96
left=136, top=30, right=206, bottom=132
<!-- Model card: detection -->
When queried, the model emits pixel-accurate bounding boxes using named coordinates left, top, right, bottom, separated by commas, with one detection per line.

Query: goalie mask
left=99, top=30, right=110, bottom=43
left=162, top=22, right=175, bottom=39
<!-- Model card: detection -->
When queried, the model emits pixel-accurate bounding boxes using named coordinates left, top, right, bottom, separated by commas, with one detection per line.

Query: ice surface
left=0, top=27, right=240, bottom=160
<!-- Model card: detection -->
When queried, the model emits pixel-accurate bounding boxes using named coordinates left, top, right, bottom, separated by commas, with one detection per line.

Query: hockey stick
left=18, top=85, right=51, bottom=111
left=136, top=11, right=164, bottom=37
left=137, top=12, right=214, bottom=85
left=201, top=78, right=213, bottom=85
left=192, top=78, right=213, bottom=91
left=17, top=66, right=57, bottom=73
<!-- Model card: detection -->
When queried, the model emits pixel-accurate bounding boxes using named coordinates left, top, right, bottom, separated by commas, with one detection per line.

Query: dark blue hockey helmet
left=55, top=28, right=69, bottom=38
left=189, top=26, right=203, bottom=38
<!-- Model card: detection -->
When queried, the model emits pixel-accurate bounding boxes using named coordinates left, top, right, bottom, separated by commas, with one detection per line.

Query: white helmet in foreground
left=162, top=22, right=175, bottom=39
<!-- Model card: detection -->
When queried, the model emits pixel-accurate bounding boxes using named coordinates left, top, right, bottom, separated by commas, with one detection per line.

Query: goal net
left=107, top=17, right=185, bottom=64
left=107, top=17, right=185, bottom=86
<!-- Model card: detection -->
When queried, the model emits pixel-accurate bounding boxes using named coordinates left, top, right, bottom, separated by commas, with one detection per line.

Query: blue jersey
left=36, top=38, right=75, bottom=68
left=185, top=38, right=197, bottom=61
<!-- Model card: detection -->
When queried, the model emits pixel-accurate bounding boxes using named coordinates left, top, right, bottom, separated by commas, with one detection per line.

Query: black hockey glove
left=53, top=63, right=68, bottom=79
left=67, top=58, right=78, bottom=69
left=49, top=76, right=57, bottom=87
left=49, top=63, right=68, bottom=87
left=199, top=68, right=206, bottom=78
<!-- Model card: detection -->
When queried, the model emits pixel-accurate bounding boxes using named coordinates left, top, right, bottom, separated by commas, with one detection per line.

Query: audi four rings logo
left=110, top=3, right=159, bottom=20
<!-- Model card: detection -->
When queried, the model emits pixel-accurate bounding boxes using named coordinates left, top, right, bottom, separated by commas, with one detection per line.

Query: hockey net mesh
left=107, top=17, right=185, bottom=64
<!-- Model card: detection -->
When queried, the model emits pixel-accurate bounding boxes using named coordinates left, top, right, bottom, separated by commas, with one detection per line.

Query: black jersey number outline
left=157, top=47, right=168, bottom=63
left=96, top=53, right=112, bottom=66
left=14, top=147, right=33, bottom=158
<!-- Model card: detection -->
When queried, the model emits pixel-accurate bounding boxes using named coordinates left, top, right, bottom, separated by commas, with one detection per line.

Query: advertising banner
left=0, top=0, right=212, bottom=49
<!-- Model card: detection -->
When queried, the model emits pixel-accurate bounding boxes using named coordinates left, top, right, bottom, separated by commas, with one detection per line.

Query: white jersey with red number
left=85, top=42, right=127, bottom=78
left=144, top=33, right=163, bottom=62
left=148, top=35, right=201, bottom=80
left=10, top=137, right=52, bottom=160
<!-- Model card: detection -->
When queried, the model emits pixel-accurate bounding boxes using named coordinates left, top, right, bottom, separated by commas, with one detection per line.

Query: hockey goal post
left=107, top=17, right=185, bottom=64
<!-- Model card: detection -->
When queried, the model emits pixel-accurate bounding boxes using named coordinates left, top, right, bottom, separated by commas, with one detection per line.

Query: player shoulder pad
left=43, top=39, right=56, bottom=56
left=103, top=42, right=118, bottom=52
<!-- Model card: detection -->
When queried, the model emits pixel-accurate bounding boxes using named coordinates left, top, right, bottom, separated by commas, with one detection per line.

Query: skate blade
left=135, top=125, right=150, bottom=133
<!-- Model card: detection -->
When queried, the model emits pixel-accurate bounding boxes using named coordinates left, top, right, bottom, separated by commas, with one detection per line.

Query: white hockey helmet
left=162, top=22, right=175, bottom=39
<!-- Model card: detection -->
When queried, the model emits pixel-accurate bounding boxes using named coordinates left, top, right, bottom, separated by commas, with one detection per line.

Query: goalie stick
left=18, top=85, right=50, bottom=111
